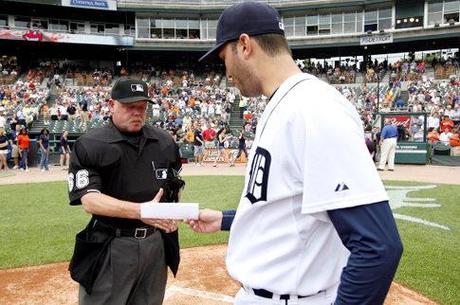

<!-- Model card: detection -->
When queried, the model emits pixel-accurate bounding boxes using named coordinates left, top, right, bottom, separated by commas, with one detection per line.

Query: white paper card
left=140, top=203, right=199, bottom=220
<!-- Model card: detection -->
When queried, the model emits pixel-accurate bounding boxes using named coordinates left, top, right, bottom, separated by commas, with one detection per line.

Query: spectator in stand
left=0, top=111, right=6, bottom=129
left=439, top=128, right=453, bottom=146
left=40, top=104, right=50, bottom=125
left=230, top=129, right=248, bottom=167
left=67, top=102, right=77, bottom=121
left=59, top=130, right=71, bottom=169
left=450, top=105, right=460, bottom=124
left=239, top=96, right=247, bottom=119
left=79, top=98, right=89, bottom=129
left=394, top=97, right=405, bottom=109
left=17, top=127, right=30, bottom=171
left=427, top=127, right=440, bottom=144
left=16, top=108, right=26, bottom=126
left=193, top=123, right=204, bottom=166
left=440, top=115, right=454, bottom=133
left=427, top=112, right=440, bottom=130
left=213, top=127, right=228, bottom=167
left=59, top=103, right=69, bottom=120
left=50, top=104, right=59, bottom=120
left=0, top=129, right=8, bottom=171
left=10, top=139, right=19, bottom=169
left=202, top=125, right=216, bottom=142
left=38, top=128, right=50, bottom=172
left=450, top=131, right=460, bottom=147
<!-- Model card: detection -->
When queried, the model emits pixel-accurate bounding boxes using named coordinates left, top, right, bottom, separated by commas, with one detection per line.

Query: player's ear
left=238, top=34, right=252, bottom=60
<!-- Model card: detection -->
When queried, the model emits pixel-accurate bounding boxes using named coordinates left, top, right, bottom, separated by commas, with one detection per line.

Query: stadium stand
left=0, top=0, right=459, bottom=167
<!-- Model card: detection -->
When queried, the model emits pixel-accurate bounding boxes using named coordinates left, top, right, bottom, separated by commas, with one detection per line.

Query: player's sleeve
left=220, top=210, right=236, bottom=231
left=297, top=94, right=388, bottom=214
left=328, top=201, right=403, bottom=305
left=68, top=139, right=102, bottom=206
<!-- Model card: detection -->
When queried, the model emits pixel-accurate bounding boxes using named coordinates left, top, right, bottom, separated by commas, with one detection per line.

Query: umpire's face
left=110, top=99, right=147, bottom=133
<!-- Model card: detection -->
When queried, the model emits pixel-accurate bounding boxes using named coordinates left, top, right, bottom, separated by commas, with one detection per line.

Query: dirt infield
left=0, top=245, right=440, bottom=305
left=0, top=163, right=453, bottom=304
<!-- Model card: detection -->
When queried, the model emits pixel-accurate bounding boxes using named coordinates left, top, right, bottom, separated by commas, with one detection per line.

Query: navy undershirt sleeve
left=327, top=201, right=403, bottom=305
left=221, top=210, right=236, bottom=231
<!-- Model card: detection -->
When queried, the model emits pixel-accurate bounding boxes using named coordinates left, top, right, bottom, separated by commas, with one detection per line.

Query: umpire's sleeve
left=328, top=201, right=403, bottom=305
left=68, top=139, right=102, bottom=206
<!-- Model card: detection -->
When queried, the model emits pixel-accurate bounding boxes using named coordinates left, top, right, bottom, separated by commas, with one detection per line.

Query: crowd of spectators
left=0, top=56, right=19, bottom=85
left=0, top=79, right=48, bottom=130
left=0, top=55, right=459, bottom=170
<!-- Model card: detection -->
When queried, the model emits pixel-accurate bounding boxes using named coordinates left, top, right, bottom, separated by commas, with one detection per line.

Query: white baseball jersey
left=226, top=73, right=388, bottom=296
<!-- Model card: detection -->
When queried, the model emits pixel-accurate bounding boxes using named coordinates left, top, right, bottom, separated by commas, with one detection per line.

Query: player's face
left=110, top=100, right=147, bottom=133
left=219, top=42, right=262, bottom=97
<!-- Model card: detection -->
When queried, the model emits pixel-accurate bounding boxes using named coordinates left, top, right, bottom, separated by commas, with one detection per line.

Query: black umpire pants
left=79, top=230, right=167, bottom=305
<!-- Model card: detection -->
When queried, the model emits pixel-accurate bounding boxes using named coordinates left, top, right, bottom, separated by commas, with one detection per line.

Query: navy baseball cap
left=199, top=1, right=285, bottom=62
left=111, top=77, right=152, bottom=103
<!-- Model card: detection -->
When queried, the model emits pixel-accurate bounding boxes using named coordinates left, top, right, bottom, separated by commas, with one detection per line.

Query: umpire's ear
left=108, top=98, right=116, bottom=114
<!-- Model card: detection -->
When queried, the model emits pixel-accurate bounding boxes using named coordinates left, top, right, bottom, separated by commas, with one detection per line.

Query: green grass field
left=0, top=177, right=458, bottom=305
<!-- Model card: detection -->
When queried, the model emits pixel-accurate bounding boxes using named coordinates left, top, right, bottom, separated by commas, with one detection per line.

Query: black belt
left=250, top=288, right=320, bottom=300
left=115, top=227, right=158, bottom=239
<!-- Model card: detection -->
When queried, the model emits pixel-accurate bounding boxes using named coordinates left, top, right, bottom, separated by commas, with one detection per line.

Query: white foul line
left=393, top=213, right=450, bottom=231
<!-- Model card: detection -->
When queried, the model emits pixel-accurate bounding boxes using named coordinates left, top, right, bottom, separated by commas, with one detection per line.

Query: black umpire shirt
left=68, top=120, right=182, bottom=275
left=68, top=120, right=182, bottom=228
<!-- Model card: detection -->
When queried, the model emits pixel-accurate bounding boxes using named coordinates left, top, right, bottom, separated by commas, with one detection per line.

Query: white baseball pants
left=234, top=284, right=338, bottom=305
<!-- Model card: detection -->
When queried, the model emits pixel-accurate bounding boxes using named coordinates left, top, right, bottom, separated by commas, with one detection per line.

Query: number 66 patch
left=68, top=170, right=90, bottom=191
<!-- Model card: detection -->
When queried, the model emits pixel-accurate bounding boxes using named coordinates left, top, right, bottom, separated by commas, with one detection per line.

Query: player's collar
left=255, top=73, right=313, bottom=140
left=269, top=72, right=313, bottom=104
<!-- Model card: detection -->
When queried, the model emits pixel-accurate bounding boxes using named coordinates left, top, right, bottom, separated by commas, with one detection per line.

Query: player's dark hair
left=230, top=33, right=291, bottom=57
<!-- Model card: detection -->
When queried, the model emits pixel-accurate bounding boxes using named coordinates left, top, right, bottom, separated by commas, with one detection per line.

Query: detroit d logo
left=245, top=147, right=271, bottom=204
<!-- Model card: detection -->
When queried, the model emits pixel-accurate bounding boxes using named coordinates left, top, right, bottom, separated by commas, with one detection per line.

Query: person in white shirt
left=188, top=2, right=402, bottom=305
left=439, top=129, right=453, bottom=145
left=427, top=113, right=440, bottom=130
left=0, top=112, right=6, bottom=129
left=152, top=103, right=161, bottom=119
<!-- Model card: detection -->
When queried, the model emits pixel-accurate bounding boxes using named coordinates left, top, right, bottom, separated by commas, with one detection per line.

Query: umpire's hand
left=140, top=188, right=177, bottom=233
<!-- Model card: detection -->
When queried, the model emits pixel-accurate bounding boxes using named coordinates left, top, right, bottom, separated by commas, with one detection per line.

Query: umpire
left=68, top=77, right=183, bottom=305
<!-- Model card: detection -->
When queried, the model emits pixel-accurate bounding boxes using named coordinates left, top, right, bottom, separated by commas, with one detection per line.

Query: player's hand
left=140, top=188, right=177, bottom=233
left=186, top=209, right=223, bottom=233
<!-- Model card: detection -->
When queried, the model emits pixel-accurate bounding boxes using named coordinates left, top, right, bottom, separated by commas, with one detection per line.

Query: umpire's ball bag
left=68, top=218, right=114, bottom=295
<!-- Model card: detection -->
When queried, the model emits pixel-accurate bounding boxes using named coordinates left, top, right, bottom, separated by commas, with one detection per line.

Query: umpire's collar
left=101, top=119, right=160, bottom=143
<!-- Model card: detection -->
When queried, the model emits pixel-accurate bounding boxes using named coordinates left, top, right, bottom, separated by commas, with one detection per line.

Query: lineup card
left=141, top=203, right=199, bottom=220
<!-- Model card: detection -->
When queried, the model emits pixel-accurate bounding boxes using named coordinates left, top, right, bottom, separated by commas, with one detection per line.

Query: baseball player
left=189, top=2, right=403, bottom=305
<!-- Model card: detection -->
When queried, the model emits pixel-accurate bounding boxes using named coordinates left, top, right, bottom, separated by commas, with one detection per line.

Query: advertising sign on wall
left=0, top=29, right=133, bottom=46
left=360, top=33, right=393, bottom=45
left=61, top=0, right=117, bottom=10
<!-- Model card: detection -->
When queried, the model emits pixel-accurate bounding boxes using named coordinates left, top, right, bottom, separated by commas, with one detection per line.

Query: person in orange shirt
left=17, top=127, right=30, bottom=171
left=427, top=127, right=440, bottom=144
left=450, top=133, right=460, bottom=147
left=440, top=115, right=454, bottom=133
left=188, top=96, right=196, bottom=108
